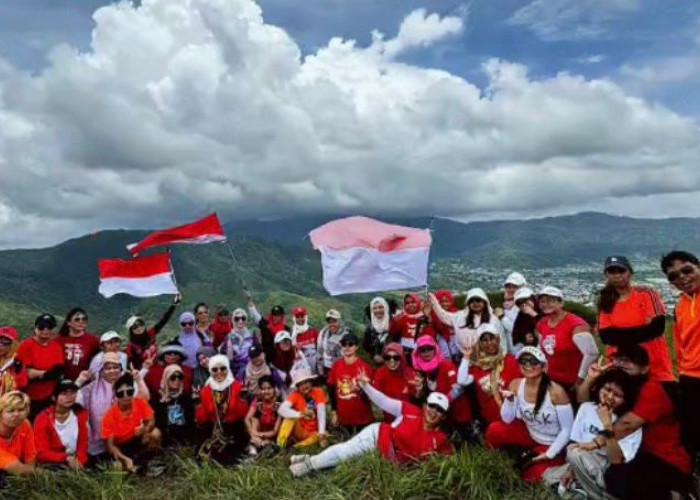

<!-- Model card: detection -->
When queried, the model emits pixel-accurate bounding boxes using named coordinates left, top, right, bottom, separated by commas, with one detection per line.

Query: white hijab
left=370, top=297, right=390, bottom=333
left=291, top=314, right=309, bottom=342
left=206, top=354, right=234, bottom=392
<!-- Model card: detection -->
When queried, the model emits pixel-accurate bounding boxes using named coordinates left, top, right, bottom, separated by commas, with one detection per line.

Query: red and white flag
left=98, top=253, right=179, bottom=298
left=309, top=216, right=431, bottom=296
left=127, top=213, right=226, bottom=256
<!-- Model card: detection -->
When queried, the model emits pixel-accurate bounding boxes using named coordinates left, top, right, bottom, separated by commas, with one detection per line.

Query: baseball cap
left=100, top=331, right=121, bottom=344
left=249, top=344, right=264, bottom=358
left=340, top=332, right=359, bottom=345
left=514, top=287, right=535, bottom=302
left=426, top=392, right=449, bottom=412
left=604, top=256, right=633, bottom=273
left=0, top=327, right=17, bottom=342
left=271, top=305, right=285, bottom=316
left=325, top=309, right=341, bottom=320
left=274, top=331, right=292, bottom=344
left=517, top=346, right=547, bottom=364
left=292, top=307, right=307, bottom=317
left=612, top=345, right=649, bottom=367
left=504, top=272, right=527, bottom=287
left=35, top=313, right=57, bottom=329
left=538, top=286, right=564, bottom=300
left=125, top=315, right=143, bottom=331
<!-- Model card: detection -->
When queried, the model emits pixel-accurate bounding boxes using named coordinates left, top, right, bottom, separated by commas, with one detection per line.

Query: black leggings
left=604, top=451, right=691, bottom=500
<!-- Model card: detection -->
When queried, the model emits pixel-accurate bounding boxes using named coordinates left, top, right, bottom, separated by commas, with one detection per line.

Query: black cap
left=613, top=345, right=649, bottom=367
left=604, top=256, right=633, bottom=273
left=249, top=344, right=263, bottom=358
left=271, top=305, right=284, bottom=316
left=340, top=332, right=358, bottom=345
left=35, top=313, right=57, bottom=329
left=53, top=378, right=79, bottom=398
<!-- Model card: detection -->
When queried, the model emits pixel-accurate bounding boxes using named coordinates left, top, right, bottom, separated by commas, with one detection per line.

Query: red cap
left=0, top=326, right=18, bottom=342
left=292, top=307, right=307, bottom=317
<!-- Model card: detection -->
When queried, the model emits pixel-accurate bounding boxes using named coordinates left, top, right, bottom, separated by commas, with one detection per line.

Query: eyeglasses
left=115, top=389, right=135, bottom=398
left=418, top=346, right=435, bottom=354
left=72, top=316, right=88, bottom=322
left=233, top=316, right=246, bottom=322
left=518, top=357, right=541, bottom=368
left=169, top=373, right=184, bottom=381
left=180, top=321, right=195, bottom=326
left=427, top=403, right=447, bottom=415
left=383, top=354, right=401, bottom=362
left=211, top=367, right=228, bottom=374
left=667, top=265, right=696, bottom=283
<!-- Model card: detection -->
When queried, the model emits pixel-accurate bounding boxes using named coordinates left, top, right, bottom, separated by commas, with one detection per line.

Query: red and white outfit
left=390, top=294, right=425, bottom=352
left=328, top=358, right=374, bottom=427
left=58, top=334, right=101, bottom=381
left=372, top=343, right=416, bottom=422
left=291, top=308, right=319, bottom=375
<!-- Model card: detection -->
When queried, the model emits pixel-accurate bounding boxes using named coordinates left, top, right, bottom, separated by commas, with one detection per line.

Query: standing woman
left=193, top=303, right=212, bottom=343
left=597, top=256, right=673, bottom=382
left=422, top=290, right=460, bottom=364
left=536, top=287, right=598, bottom=394
left=390, top=294, right=425, bottom=357
left=209, top=304, right=233, bottom=349
left=0, top=391, right=35, bottom=476
left=219, top=308, right=256, bottom=381
left=0, top=327, right=27, bottom=397
left=510, top=288, right=542, bottom=355
left=291, top=307, right=319, bottom=375
left=372, top=342, right=415, bottom=422
left=363, top=297, right=395, bottom=365
left=57, top=308, right=100, bottom=381
left=485, top=347, right=574, bottom=483
left=124, top=294, right=180, bottom=370
left=178, top=312, right=212, bottom=370
left=495, top=273, right=528, bottom=344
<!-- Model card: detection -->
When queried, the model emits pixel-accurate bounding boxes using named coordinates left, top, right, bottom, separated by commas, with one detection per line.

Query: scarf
left=267, top=314, right=287, bottom=335
left=206, top=354, right=234, bottom=392
left=159, top=364, right=185, bottom=403
left=291, top=317, right=309, bottom=340
left=0, top=342, right=18, bottom=395
left=272, top=344, right=296, bottom=373
left=411, top=335, right=443, bottom=372
left=432, top=290, right=457, bottom=340
left=245, top=358, right=272, bottom=394
left=370, top=297, right=390, bottom=334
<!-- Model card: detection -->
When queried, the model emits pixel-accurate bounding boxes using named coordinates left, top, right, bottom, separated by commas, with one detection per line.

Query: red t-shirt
left=15, top=338, right=65, bottom=401
left=328, top=358, right=374, bottom=426
left=598, top=287, right=673, bottom=382
left=372, top=365, right=416, bottom=422
left=420, top=359, right=471, bottom=424
left=377, top=402, right=453, bottom=465
left=252, top=399, right=279, bottom=433
left=286, top=387, right=327, bottom=434
left=294, top=328, right=318, bottom=349
left=58, top=334, right=100, bottom=381
left=469, top=355, right=520, bottom=424
left=632, top=381, right=691, bottom=473
left=537, top=313, right=588, bottom=387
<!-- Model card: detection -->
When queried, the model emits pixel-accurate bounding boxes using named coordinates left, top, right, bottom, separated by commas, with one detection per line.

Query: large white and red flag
left=98, top=253, right=179, bottom=298
left=309, top=216, right=432, bottom=296
left=127, top=213, right=226, bottom=256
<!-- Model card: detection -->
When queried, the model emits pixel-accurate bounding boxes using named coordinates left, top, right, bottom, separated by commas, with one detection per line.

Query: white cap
left=426, top=392, right=450, bottom=412
left=325, top=309, right=341, bottom=320
left=538, top=286, right=564, bottom=300
left=125, top=316, right=142, bottom=330
left=517, top=346, right=547, bottom=364
left=476, top=323, right=500, bottom=339
left=100, top=331, right=121, bottom=344
left=514, top=287, right=535, bottom=302
left=274, top=331, right=293, bottom=344
left=504, top=272, right=527, bottom=287
left=291, top=369, right=317, bottom=387
left=465, top=287, right=489, bottom=304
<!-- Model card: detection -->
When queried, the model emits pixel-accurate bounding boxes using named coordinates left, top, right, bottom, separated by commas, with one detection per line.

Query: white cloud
left=576, top=54, right=605, bottom=65
left=0, top=0, right=698, bottom=249
left=508, top=0, right=640, bottom=41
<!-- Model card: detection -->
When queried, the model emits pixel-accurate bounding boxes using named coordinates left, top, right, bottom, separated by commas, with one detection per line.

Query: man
left=661, top=250, right=700, bottom=463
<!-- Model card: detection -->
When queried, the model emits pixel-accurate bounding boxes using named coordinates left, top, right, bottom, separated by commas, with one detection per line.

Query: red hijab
left=431, top=290, right=456, bottom=340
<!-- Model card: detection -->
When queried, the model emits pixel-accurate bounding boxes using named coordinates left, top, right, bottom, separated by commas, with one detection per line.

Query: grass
left=2, top=446, right=554, bottom=500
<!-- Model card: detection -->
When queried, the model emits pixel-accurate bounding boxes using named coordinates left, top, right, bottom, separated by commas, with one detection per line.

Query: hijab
left=291, top=313, right=309, bottom=340
left=245, top=354, right=272, bottom=394
left=207, top=354, right=234, bottom=392
left=412, top=335, right=443, bottom=373
left=471, top=325, right=505, bottom=372
left=370, top=297, right=390, bottom=334
left=159, top=364, right=185, bottom=403
left=382, top=342, right=413, bottom=379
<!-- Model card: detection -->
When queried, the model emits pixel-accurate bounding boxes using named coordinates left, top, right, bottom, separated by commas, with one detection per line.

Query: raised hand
left=142, top=352, right=156, bottom=372
left=498, top=388, right=515, bottom=401
left=173, top=293, right=182, bottom=305
left=355, top=370, right=371, bottom=388
left=597, top=404, right=614, bottom=428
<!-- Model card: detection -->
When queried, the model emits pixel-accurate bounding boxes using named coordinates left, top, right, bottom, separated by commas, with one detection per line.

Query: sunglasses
left=72, top=316, right=88, bottom=322
left=233, top=316, right=246, bottom=322
left=518, top=357, right=541, bottom=367
left=116, top=389, right=135, bottom=398
left=36, top=323, right=54, bottom=331
left=340, top=341, right=357, bottom=347
left=418, top=346, right=435, bottom=354
left=0, top=338, right=12, bottom=346
left=180, top=321, right=195, bottom=326
left=606, top=267, right=628, bottom=275
left=383, top=354, right=401, bottom=362
left=169, top=373, right=184, bottom=381
left=667, top=265, right=696, bottom=283
left=427, top=403, right=447, bottom=415
left=211, top=366, right=228, bottom=374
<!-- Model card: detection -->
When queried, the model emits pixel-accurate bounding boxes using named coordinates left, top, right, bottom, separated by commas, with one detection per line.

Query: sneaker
left=247, top=445, right=258, bottom=457
left=289, top=459, right=313, bottom=478
left=290, top=454, right=309, bottom=465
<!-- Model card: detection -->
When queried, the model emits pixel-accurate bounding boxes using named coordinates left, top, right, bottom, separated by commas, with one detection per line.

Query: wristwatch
left=597, top=428, right=614, bottom=439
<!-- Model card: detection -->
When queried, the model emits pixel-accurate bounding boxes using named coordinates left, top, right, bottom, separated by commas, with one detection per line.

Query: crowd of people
left=0, top=251, right=699, bottom=499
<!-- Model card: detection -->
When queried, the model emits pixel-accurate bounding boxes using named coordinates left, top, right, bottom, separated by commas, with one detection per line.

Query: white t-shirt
left=570, top=402, right=642, bottom=463
left=54, top=410, right=79, bottom=456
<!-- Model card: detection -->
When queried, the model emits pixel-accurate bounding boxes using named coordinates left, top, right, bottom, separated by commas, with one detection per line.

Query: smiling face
left=131, top=320, right=146, bottom=336
left=279, top=339, right=292, bottom=352
left=102, top=338, right=121, bottom=353
left=665, top=259, right=700, bottom=295
left=383, top=349, right=401, bottom=370
left=418, top=345, right=436, bottom=362
left=538, top=295, right=563, bottom=315
left=423, top=403, right=447, bottom=427
left=114, top=383, right=134, bottom=411
left=259, top=381, right=275, bottom=402
left=251, top=354, right=265, bottom=367
left=327, top=318, right=339, bottom=334
left=195, top=306, right=209, bottom=324
left=69, top=312, right=88, bottom=334
left=294, top=315, right=306, bottom=326
left=518, top=355, right=545, bottom=378
left=479, top=332, right=500, bottom=356
left=167, top=372, right=184, bottom=391
left=372, top=302, right=385, bottom=319
left=211, top=365, right=228, bottom=383
left=102, top=362, right=122, bottom=383
left=404, top=296, right=418, bottom=315
left=468, top=299, right=485, bottom=314
left=598, top=381, right=625, bottom=411
left=297, top=380, right=312, bottom=395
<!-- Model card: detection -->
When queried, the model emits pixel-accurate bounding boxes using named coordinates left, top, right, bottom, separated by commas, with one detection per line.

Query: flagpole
left=224, top=240, right=249, bottom=291
left=167, top=248, right=180, bottom=295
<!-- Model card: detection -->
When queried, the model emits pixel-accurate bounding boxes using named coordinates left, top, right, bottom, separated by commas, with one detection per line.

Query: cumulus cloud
left=0, top=0, right=698, bottom=249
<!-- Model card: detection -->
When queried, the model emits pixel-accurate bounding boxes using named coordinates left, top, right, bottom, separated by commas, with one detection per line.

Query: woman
left=246, top=292, right=289, bottom=362
left=89, top=331, right=128, bottom=373
left=154, top=365, right=194, bottom=447
left=33, top=378, right=89, bottom=469
left=209, top=304, right=233, bottom=349
left=271, top=331, right=308, bottom=393
left=178, top=312, right=212, bottom=370
left=291, top=307, right=319, bottom=374
left=57, top=308, right=100, bottom=381
left=193, top=346, right=217, bottom=393
left=244, top=344, right=283, bottom=399
left=75, top=352, right=150, bottom=461
left=363, top=297, right=394, bottom=365
left=0, top=391, right=35, bottom=475
left=244, top=375, right=281, bottom=456
left=101, top=373, right=161, bottom=473
left=429, top=288, right=507, bottom=357
left=552, top=369, right=643, bottom=499
left=496, top=272, right=528, bottom=342
left=372, top=342, right=415, bottom=422
left=536, top=286, right=598, bottom=393
left=316, top=309, right=350, bottom=380
left=144, top=342, right=193, bottom=398
left=456, top=325, right=520, bottom=425
left=289, top=374, right=453, bottom=477
left=597, top=256, right=673, bottom=382
left=194, top=302, right=212, bottom=342
left=277, top=370, right=328, bottom=449
left=219, top=308, right=256, bottom=381
left=510, top=287, right=541, bottom=355
left=412, top=335, right=472, bottom=439
left=0, top=327, right=27, bottom=397
left=390, top=294, right=425, bottom=356
left=422, top=290, right=460, bottom=364
left=16, top=314, right=65, bottom=420
left=195, top=354, right=249, bottom=465
left=124, top=295, right=179, bottom=370
left=484, top=347, right=574, bottom=483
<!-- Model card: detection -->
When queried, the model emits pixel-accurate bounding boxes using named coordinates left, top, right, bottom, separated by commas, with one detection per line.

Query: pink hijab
left=412, top=335, right=443, bottom=372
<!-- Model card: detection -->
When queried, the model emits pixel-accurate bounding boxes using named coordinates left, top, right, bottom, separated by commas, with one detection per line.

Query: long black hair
left=58, top=307, right=87, bottom=337
left=590, top=368, right=642, bottom=416
left=534, top=372, right=552, bottom=415
left=463, top=300, right=491, bottom=329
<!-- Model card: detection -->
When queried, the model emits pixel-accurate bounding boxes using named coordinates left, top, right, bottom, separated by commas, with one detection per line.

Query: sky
left=0, top=0, right=698, bottom=249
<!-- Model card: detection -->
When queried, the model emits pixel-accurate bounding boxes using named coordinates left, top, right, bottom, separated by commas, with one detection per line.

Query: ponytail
left=534, top=373, right=551, bottom=415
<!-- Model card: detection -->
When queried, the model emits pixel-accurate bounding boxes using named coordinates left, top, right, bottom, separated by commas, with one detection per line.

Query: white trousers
left=309, top=423, right=381, bottom=471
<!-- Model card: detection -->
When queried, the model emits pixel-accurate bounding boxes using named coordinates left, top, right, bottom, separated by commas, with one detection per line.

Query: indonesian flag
left=309, top=216, right=431, bottom=296
left=127, top=213, right=226, bottom=255
left=98, top=253, right=179, bottom=298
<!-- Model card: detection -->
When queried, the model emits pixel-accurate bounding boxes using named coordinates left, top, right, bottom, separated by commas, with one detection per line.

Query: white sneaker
left=290, top=454, right=309, bottom=465
left=289, top=460, right=313, bottom=478
left=247, top=445, right=258, bottom=457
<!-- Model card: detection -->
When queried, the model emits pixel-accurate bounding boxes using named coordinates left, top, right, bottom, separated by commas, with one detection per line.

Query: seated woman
left=277, top=370, right=328, bottom=449
left=289, top=372, right=453, bottom=477
left=154, top=365, right=194, bottom=448
left=195, top=355, right=249, bottom=465
left=89, top=331, right=128, bottom=373
left=485, top=347, right=574, bottom=483
left=551, top=368, right=642, bottom=499
left=372, top=342, right=415, bottom=422
left=100, top=372, right=161, bottom=473
left=271, top=331, right=309, bottom=394
left=0, top=391, right=35, bottom=476
left=144, top=342, right=193, bottom=398
left=243, top=345, right=283, bottom=400
left=34, top=378, right=88, bottom=469
left=244, top=375, right=281, bottom=456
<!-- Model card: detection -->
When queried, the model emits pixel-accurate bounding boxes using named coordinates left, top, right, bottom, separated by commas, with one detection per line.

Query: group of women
left=0, top=254, right=695, bottom=500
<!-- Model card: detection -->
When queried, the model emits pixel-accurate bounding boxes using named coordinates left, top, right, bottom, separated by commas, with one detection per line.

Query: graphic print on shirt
left=478, top=374, right=501, bottom=395
left=337, top=377, right=359, bottom=400
left=167, top=403, right=185, bottom=426
left=542, top=335, right=556, bottom=356
left=64, top=343, right=85, bottom=366
left=521, top=407, right=555, bottom=426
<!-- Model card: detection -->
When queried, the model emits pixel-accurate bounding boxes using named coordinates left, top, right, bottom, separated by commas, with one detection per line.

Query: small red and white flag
left=309, top=216, right=431, bottom=296
left=127, top=213, right=226, bottom=256
left=98, top=253, right=179, bottom=298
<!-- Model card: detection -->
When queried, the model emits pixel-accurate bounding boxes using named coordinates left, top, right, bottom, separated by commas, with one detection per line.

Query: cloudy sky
left=0, top=0, right=698, bottom=249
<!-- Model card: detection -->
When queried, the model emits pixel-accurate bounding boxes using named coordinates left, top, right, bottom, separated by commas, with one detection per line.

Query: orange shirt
left=0, top=420, right=36, bottom=470
left=673, top=292, right=700, bottom=378
left=100, top=398, right=154, bottom=445
left=285, top=387, right=326, bottom=434
left=598, top=287, right=673, bottom=382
